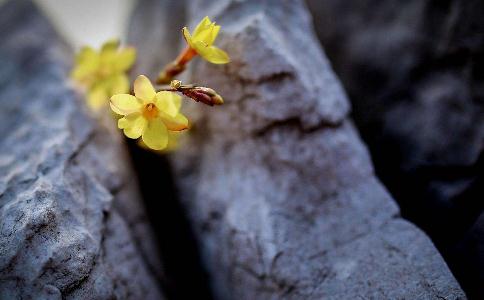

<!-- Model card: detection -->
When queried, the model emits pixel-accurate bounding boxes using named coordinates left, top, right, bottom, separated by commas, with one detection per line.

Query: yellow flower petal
left=206, top=24, right=221, bottom=46
left=165, top=131, right=182, bottom=152
left=189, top=17, right=220, bottom=46
left=137, top=131, right=182, bottom=153
left=161, top=112, right=189, bottom=131
left=72, top=39, right=137, bottom=108
left=193, top=23, right=220, bottom=46
left=194, top=42, right=230, bottom=64
left=193, top=16, right=212, bottom=37
left=110, top=74, right=130, bottom=94
left=100, top=40, right=120, bottom=68
left=182, top=27, right=195, bottom=48
left=110, top=94, right=142, bottom=115
left=101, top=39, right=120, bottom=54
left=118, top=112, right=147, bottom=139
left=155, top=91, right=181, bottom=117
left=115, top=47, right=136, bottom=72
left=71, top=47, right=99, bottom=82
left=134, top=75, right=156, bottom=102
left=75, top=46, right=98, bottom=64
left=193, top=26, right=212, bottom=44
left=142, top=118, right=168, bottom=150
left=87, top=86, right=108, bottom=110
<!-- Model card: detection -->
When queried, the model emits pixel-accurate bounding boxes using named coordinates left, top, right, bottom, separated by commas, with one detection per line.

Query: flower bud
left=161, top=80, right=224, bottom=106
left=181, top=86, right=224, bottom=106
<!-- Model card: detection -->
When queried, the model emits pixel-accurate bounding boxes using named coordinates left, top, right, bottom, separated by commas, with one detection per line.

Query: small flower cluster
left=157, top=16, right=229, bottom=84
left=71, top=39, right=136, bottom=111
left=71, top=17, right=229, bottom=151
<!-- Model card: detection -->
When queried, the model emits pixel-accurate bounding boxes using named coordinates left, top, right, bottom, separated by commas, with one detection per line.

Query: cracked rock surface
left=306, top=0, right=484, bottom=297
left=0, top=1, right=164, bottom=299
left=131, top=0, right=466, bottom=299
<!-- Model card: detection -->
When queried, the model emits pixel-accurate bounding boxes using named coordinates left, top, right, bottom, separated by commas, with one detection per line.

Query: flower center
left=143, top=103, right=159, bottom=120
left=97, top=64, right=112, bottom=79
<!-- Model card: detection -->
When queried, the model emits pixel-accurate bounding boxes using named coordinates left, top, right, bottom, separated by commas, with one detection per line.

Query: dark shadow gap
left=126, top=139, right=213, bottom=300
left=360, top=116, right=484, bottom=299
left=305, top=0, right=484, bottom=296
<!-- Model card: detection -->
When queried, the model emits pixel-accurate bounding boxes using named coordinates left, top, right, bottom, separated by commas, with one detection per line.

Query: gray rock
left=128, top=0, right=186, bottom=80
left=0, top=1, right=164, bottom=299
left=451, top=211, right=484, bottom=295
left=129, top=0, right=465, bottom=299
left=306, top=0, right=484, bottom=296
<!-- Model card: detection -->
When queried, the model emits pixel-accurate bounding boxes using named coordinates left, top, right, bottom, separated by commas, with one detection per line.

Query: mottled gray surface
left=128, top=0, right=186, bottom=80
left=0, top=1, right=164, bottom=299
left=306, top=0, right=484, bottom=297
left=451, top=211, right=484, bottom=298
left=129, top=0, right=465, bottom=299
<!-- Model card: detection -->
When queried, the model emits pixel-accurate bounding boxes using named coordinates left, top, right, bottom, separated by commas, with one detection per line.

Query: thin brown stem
left=156, top=46, right=198, bottom=84
left=175, top=46, right=197, bottom=65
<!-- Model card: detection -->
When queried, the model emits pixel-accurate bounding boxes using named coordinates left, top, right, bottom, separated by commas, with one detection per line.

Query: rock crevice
left=128, top=0, right=467, bottom=299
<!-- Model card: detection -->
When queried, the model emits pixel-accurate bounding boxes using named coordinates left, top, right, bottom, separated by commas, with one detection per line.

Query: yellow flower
left=71, top=39, right=136, bottom=110
left=182, top=16, right=230, bottom=64
left=110, top=75, right=189, bottom=150
left=137, top=131, right=183, bottom=153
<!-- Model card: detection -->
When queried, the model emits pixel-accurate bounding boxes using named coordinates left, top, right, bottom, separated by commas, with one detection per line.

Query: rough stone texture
left=451, top=211, right=484, bottom=298
left=129, top=0, right=466, bottom=299
left=0, top=1, right=164, bottom=299
left=306, top=0, right=484, bottom=297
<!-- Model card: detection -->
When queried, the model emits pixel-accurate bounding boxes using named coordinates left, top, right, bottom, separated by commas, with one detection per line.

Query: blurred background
left=0, top=0, right=136, bottom=48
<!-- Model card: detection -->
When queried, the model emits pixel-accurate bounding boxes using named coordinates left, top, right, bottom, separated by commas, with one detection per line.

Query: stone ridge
left=0, top=1, right=164, bottom=299
left=162, top=0, right=466, bottom=299
left=306, top=0, right=484, bottom=297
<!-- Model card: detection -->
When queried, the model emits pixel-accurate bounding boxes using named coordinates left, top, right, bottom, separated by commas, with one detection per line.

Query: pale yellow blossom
left=110, top=75, right=189, bottom=150
left=182, top=16, right=230, bottom=64
left=71, top=39, right=136, bottom=110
